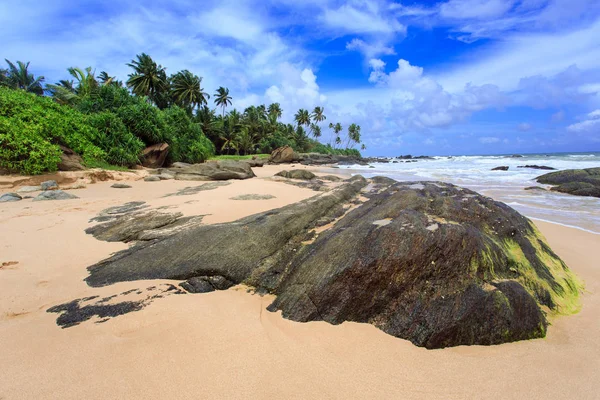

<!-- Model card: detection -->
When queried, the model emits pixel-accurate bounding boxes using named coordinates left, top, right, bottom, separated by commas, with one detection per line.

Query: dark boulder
left=275, top=170, right=317, bottom=180
left=180, top=276, right=235, bottom=293
left=83, top=176, right=581, bottom=349
left=518, top=165, right=556, bottom=170
left=492, top=166, right=509, bottom=171
left=57, top=146, right=85, bottom=171
left=111, top=183, right=132, bottom=189
left=141, top=143, right=169, bottom=168
left=40, top=180, right=59, bottom=190
left=536, top=167, right=600, bottom=198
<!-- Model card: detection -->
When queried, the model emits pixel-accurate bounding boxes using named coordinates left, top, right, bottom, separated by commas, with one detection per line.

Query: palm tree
left=329, top=122, right=342, bottom=147
left=294, top=108, right=311, bottom=127
left=97, top=71, right=114, bottom=85
left=46, top=66, right=100, bottom=105
left=4, top=59, right=44, bottom=95
left=0, top=68, right=8, bottom=87
left=170, top=70, right=208, bottom=111
left=347, top=123, right=361, bottom=148
left=267, top=103, right=282, bottom=120
left=311, top=106, right=326, bottom=123
left=195, top=105, right=218, bottom=140
left=309, top=123, right=322, bottom=139
left=214, top=87, right=232, bottom=117
left=126, top=53, right=169, bottom=107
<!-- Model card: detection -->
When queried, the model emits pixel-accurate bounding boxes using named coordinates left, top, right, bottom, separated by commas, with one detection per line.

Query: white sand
left=0, top=166, right=598, bottom=399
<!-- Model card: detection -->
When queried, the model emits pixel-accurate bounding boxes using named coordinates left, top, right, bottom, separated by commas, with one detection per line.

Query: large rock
left=141, top=143, right=169, bottom=168
left=269, top=146, right=296, bottom=164
left=40, top=180, right=59, bottom=190
left=83, top=176, right=581, bottom=349
left=57, top=146, right=85, bottom=171
left=33, top=190, right=78, bottom=201
left=536, top=167, right=600, bottom=198
left=168, top=160, right=256, bottom=181
left=275, top=170, right=317, bottom=180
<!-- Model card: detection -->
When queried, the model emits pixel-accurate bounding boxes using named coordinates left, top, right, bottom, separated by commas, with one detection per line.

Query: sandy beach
left=1, top=165, right=599, bottom=400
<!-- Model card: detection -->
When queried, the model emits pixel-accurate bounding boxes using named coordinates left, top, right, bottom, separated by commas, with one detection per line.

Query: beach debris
left=0, top=192, right=22, bottom=202
left=40, top=180, right=59, bottom=190
left=32, top=190, right=78, bottom=201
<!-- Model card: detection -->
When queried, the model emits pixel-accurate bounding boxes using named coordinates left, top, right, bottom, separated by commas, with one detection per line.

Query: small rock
left=40, top=180, right=59, bottom=190
left=144, top=176, right=161, bottom=182
left=524, top=186, right=547, bottom=191
left=158, top=173, right=175, bottom=180
left=492, top=166, right=509, bottom=171
left=0, top=192, right=22, bottom=202
left=16, top=186, right=42, bottom=193
left=33, top=190, right=78, bottom=201
left=275, top=170, right=316, bottom=180
left=111, top=183, right=132, bottom=189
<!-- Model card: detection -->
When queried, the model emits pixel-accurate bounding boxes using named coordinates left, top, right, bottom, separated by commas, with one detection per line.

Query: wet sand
left=0, top=165, right=598, bottom=399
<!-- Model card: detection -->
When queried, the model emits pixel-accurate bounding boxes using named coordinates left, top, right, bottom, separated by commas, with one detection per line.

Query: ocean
left=341, top=152, right=600, bottom=234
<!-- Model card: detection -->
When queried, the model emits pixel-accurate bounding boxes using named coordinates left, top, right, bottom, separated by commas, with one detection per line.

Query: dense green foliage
left=1, top=55, right=365, bottom=174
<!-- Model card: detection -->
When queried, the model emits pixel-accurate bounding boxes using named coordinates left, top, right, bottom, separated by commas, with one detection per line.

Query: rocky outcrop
left=33, top=190, right=78, bottom=201
left=518, top=165, right=556, bottom=170
left=82, top=176, right=581, bottom=349
left=57, top=146, right=85, bottom=171
left=244, top=157, right=266, bottom=168
left=536, top=168, right=600, bottom=198
left=492, top=166, right=509, bottom=171
left=141, top=143, right=169, bottom=168
left=269, top=146, right=296, bottom=164
left=167, top=160, right=256, bottom=181
left=275, top=170, right=316, bottom=180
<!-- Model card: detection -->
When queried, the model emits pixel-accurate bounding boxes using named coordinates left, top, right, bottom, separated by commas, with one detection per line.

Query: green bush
left=0, top=118, right=62, bottom=174
left=78, top=85, right=135, bottom=114
left=87, top=112, right=144, bottom=166
left=117, top=100, right=166, bottom=145
left=0, top=87, right=107, bottom=173
left=161, top=106, right=214, bottom=164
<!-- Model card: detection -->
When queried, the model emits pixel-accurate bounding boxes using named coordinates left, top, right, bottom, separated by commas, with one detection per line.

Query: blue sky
left=3, top=0, right=600, bottom=156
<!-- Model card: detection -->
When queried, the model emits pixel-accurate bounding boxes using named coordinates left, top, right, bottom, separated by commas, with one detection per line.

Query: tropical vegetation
left=0, top=55, right=365, bottom=174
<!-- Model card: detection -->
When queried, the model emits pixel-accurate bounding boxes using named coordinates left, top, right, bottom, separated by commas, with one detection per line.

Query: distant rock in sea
left=492, top=166, right=509, bottom=171
left=518, top=165, right=557, bottom=170
left=537, top=167, right=600, bottom=198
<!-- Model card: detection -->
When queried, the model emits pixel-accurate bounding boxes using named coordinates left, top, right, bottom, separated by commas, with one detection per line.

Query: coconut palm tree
left=126, top=53, right=169, bottom=107
left=0, top=68, right=8, bottom=87
left=311, top=106, right=326, bottom=123
left=267, top=103, right=282, bottom=120
left=195, top=105, right=218, bottom=141
left=294, top=108, right=311, bottom=127
left=309, top=123, right=322, bottom=139
left=3, top=59, right=44, bottom=95
left=214, top=86, right=232, bottom=117
left=347, top=123, right=361, bottom=148
left=46, top=67, right=100, bottom=105
left=328, top=122, right=343, bottom=147
left=170, top=70, right=208, bottom=111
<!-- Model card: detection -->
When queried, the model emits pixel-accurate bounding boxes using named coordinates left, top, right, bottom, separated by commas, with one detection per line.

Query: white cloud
left=567, top=109, right=600, bottom=138
left=346, top=38, right=395, bottom=59
left=517, top=122, right=533, bottom=131
left=439, top=0, right=515, bottom=20
left=479, top=136, right=501, bottom=143
left=322, top=2, right=406, bottom=34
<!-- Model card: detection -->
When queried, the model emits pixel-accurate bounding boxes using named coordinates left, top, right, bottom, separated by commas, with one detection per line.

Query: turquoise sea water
left=341, top=152, right=600, bottom=234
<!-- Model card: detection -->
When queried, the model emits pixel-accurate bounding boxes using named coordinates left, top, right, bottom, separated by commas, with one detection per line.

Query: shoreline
left=0, top=165, right=599, bottom=399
